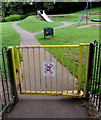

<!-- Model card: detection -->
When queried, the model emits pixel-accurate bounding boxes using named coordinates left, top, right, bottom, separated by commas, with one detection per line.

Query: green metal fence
left=0, top=47, right=18, bottom=118
left=87, top=40, right=101, bottom=117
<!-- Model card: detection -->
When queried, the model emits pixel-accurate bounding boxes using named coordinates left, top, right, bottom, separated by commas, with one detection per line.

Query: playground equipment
left=78, top=1, right=101, bottom=26
left=37, top=10, right=53, bottom=22
left=78, top=1, right=89, bottom=26
left=91, top=19, right=101, bottom=22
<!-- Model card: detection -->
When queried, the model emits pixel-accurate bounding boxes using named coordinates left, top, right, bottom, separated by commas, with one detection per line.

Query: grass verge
left=1, top=22, right=20, bottom=48
left=36, top=23, right=99, bottom=45
left=17, top=16, right=63, bottom=33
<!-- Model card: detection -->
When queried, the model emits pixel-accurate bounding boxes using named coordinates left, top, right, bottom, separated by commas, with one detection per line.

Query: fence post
left=7, top=46, right=18, bottom=103
left=86, top=42, right=95, bottom=100
left=77, top=44, right=83, bottom=94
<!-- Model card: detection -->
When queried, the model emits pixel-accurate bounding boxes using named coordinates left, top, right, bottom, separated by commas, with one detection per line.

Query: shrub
left=5, top=15, right=21, bottom=22
left=4, top=15, right=27, bottom=22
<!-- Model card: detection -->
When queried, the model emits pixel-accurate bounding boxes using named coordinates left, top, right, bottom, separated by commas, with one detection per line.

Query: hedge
left=0, top=15, right=27, bottom=22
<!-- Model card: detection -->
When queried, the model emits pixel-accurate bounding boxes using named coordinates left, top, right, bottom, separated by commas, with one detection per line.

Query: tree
left=43, top=2, right=54, bottom=11
left=2, top=2, right=31, bottom=16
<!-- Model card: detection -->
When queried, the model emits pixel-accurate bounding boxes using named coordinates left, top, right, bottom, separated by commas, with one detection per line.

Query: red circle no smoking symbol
left=44, top=64, right=53, bottom=74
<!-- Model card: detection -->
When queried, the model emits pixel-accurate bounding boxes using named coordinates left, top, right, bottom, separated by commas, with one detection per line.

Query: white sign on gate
left=43, top=61, right=55, bottom=77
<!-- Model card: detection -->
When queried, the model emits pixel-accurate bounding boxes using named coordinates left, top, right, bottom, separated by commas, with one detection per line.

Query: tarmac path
left=6, top=21, right=88, bottom=118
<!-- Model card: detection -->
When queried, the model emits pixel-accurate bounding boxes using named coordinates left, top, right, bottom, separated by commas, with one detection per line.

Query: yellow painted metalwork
left=21, top=48, right=26, bottom=92
left=20, top=90, right=84, bottom=98
left=16, top=45, right=80, bottom=49
left=44, top=48, right=47, bottom=93
left=16, top=47, right=22, bottom=92
left=27, top=48, right=32, bottom=92
left=72, top=48, right=76, bottom=93
left=62, top=48, right=64, bottom=93
left=67, top=48, right=70, bottom=93
left=8, top=46, right=18, bottom=96
left=32, top=48, right=37, bottom=92
left=14, top=43, right=90, bottom=98
left=77, top=45, right=83, bottom=94
left=38, top=48, right=42, bottom=92
left=56, top=48, right=58, bottom=93
left=50, top=48, right=52, bottom=93
left=83, top=45, right=90, bottom=97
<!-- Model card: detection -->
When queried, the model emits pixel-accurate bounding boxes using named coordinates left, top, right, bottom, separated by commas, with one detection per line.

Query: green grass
left=36, top=23, right=99, bottom=45
left=0, top=22, right=21, bottom=68
left=1, top=22, right=21, bottom=48
left=17, top=16, right=64, bottom=33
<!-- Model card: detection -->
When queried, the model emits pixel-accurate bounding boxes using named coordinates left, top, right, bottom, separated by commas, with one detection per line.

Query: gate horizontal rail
left=16, top=44, right=90, bottom=48
left=15, top=44, right=90, bottom=98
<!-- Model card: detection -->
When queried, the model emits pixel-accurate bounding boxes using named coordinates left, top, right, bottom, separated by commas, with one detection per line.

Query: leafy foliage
left=1, top=2, right=100, bottom=17
left=4, top=15, right=27, bottom=22
left=43, top=2, right=54, bottom=11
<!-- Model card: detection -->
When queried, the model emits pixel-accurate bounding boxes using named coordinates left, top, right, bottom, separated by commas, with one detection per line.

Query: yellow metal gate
left=13, top=44, right=90, bottom=98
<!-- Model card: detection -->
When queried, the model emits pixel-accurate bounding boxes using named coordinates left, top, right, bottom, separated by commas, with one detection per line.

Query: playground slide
left=38, top=10, right=53, bottom=22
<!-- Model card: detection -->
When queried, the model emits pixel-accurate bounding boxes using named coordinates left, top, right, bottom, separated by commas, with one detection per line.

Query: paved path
left=7, top=95, right=88, bottom=118
left=6, top=21, right=88, bottom=118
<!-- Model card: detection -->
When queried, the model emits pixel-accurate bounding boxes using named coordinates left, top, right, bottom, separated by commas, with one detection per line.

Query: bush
left=5, top=15, right=21, bottom=22
left=4, top=15, right=27, bottom=22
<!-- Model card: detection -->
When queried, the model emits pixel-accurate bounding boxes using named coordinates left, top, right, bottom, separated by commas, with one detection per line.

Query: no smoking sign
left=43, top=61, right=55, bottom=77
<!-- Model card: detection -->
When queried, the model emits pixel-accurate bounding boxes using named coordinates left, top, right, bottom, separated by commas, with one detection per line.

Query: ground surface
left=6, top=95, right=88, bottom=118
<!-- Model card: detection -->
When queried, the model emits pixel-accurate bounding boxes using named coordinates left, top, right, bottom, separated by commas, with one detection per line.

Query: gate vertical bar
left=83, top=45, right=90, bottom=97
left=50, top=48, right=52, bottom=93
left=44, top=48, right=47, bottom=93
left=38, top=48, right=42, bottom=93
left=56, top=48, right=58, bottom=93
left=77, top=44, right=83, bottom=94
left=16, top=47, right=22, bottom=92
left=72, top=48, right=76, bottom=93
left=62, top=48, right=64, bottom=94
left=67, top=48, right=70, bottom=93
left=33, top=48, right=37, bottom=92
left=21, top=48, right=26, bottom=92
left=27, top=48, right=32, bottom=93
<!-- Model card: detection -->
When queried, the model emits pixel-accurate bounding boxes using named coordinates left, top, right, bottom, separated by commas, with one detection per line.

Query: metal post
left=86, top=1, right=89, bottom=24
left=8, top=47, right=18, bottom=102
left=86, top=42, right=95, bottom=100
